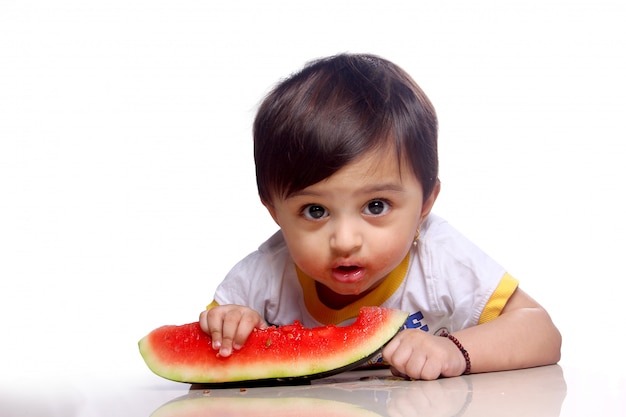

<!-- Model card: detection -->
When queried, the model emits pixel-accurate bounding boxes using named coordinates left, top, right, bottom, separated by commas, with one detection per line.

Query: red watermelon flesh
left=139, top=306, right=408, bottom=384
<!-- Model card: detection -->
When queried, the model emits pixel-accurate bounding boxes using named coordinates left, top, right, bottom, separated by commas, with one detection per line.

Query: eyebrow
left=358, top=183, right=407, bottom=194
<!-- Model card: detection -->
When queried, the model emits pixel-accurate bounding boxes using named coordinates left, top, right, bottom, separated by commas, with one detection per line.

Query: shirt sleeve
left=478, top=272, right=519, bottom=324
left=417, top=214, right=511, bottom=332
left=210, top=249, right=276, bottom=315
left=207, top=231, right=304, bottom=325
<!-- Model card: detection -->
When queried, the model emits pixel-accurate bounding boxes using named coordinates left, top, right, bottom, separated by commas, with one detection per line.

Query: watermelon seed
left=265, top=338, right=272, bottom=347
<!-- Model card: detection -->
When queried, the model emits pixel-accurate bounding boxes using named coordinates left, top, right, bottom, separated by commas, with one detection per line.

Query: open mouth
left=332, top=265, right=364, bottom=283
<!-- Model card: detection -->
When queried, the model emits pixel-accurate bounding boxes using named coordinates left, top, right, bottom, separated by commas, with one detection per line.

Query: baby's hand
left=382, top=329, right=467, bottom=380
left=199, top=304, right=268, bottom=357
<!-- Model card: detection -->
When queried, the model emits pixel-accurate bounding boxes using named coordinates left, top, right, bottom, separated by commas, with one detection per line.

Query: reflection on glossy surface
left=153, top=396, right=384, bottom=417
left=151, top=365, right=567, bottom=417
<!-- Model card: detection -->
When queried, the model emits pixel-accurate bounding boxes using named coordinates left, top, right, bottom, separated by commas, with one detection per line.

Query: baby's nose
left=329, top=219, right=363, bottom=254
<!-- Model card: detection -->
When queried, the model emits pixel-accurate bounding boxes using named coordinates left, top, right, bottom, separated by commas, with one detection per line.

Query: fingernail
left=212, top=341, right=221, bottom=350
left=219, top=347, right=231, bottom=357
left=233, top=343, right=242, bottom=350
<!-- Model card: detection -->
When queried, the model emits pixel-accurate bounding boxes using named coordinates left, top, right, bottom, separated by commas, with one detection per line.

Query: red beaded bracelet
left=441, top=331, right=471, bottom=375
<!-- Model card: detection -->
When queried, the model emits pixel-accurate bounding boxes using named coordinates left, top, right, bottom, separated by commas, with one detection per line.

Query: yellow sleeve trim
left=206, top=300, right=219, bottom=310
left=478, top=273, right=519, bottom=324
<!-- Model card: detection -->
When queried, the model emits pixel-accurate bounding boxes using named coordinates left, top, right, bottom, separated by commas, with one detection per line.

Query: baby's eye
left=302, top=204, right=328, bottom=220
left=363, top=199, right=390, bottom=216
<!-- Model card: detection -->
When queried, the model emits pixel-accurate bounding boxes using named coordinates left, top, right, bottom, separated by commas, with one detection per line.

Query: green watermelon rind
left=139, top=306, right=408, bottom=384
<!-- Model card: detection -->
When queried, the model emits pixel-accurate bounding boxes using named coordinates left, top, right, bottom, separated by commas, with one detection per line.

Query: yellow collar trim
left=296, top=252, right=410, bottom=324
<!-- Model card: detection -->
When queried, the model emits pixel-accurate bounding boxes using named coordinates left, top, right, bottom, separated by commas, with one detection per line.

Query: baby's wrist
left=440, top=332, right=471, bottom=375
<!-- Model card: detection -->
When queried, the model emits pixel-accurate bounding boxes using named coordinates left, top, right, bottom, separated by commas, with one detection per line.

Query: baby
left=199, top=53, right=561, bottom=380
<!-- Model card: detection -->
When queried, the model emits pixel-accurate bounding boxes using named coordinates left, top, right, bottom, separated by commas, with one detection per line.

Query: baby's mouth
left=332, top=265, right=365, bottom=283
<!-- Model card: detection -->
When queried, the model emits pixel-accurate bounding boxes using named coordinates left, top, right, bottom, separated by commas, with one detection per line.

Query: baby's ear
left=420, top=180, right=441, bottom=222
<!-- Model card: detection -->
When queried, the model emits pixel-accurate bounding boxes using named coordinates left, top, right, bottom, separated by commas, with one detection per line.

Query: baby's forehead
left=355, top=143, right=419, bottom=176
left=291, top=147, right=420, bottom=195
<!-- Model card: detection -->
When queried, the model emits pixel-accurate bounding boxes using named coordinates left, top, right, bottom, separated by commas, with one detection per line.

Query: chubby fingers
left=383, top=333, right=425, bottom=380
left=199, top=305, right=267, bottom=357
left=383, top=330, right=452, bottom=381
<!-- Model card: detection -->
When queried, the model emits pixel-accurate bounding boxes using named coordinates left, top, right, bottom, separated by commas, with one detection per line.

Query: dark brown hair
left=253, top=53, right=438, bottom=203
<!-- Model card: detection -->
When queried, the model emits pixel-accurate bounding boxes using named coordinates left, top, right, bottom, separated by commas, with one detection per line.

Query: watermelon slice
left=139, top=306, right=408, bottom=384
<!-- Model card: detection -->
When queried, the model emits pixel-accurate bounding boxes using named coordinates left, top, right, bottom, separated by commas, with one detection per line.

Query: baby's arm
left=199, top=304, right=268, bottom=357
left=455, top=287, right=562, bottom=372
left=383, top=288, right=561, bottom=380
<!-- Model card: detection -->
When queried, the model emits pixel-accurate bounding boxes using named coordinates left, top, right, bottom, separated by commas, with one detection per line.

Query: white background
left=1, top=0, right=625, bottom=401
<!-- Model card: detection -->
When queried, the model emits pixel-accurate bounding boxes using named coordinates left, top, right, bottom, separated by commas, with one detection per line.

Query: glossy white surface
left=2, top=365, right=624, bottom=416
left=0, top=365, right=621, bottom=416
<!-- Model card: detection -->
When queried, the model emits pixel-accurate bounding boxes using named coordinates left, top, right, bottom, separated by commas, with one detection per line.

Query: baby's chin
left=318, top=279, right=383, bottom=301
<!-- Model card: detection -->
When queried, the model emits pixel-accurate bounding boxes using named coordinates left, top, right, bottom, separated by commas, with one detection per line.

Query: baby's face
left=265, top=147, right=436, bottom=306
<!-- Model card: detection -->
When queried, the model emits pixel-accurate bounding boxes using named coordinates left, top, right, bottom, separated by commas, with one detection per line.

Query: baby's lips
left=331, top=265, right=365, bottom=283
left=332, top=262, right=362, bottom=272
left=336, top=265, right=359, bottom=272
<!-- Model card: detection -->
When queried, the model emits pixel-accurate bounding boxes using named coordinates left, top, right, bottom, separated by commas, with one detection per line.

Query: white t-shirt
left=210, top=214, right=518, bottom=335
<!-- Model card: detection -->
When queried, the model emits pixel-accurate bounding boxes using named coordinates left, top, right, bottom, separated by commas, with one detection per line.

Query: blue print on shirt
left=403, top=311, right=429, bottom=332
